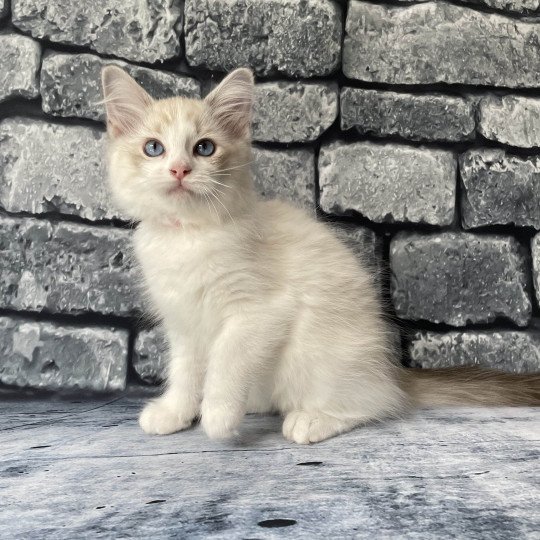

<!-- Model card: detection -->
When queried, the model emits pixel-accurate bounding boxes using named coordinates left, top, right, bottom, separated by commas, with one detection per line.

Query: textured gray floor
left=1, top=394, right=539, bottom=539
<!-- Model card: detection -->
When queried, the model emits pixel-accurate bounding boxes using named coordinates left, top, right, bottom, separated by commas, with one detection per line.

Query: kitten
left=101, top=67, right=539, bottom=444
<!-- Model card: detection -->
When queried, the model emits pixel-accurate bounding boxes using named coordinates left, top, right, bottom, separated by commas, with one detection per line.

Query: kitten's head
left=101, top=67, right=255, bottom=226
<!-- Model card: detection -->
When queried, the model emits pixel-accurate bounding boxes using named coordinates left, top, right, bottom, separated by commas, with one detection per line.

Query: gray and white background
left=1, top=0, right=540, bottom=394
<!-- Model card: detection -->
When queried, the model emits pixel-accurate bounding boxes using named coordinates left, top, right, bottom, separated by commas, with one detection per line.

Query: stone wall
left=1, top=0, right=540, bottom=393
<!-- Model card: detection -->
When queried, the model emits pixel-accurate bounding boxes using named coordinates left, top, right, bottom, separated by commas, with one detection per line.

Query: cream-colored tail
left=402, top=367, right=540, bottom=407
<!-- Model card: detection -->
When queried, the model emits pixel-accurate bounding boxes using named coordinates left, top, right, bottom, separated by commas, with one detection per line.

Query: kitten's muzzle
left=169, top=164, right=192, bottom=182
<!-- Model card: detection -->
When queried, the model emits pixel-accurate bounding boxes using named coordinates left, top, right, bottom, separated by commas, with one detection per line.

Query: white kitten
left=101, top=67, right=539, bottom=444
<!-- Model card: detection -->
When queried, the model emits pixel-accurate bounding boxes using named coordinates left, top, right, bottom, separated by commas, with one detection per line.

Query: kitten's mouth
left=167, top=183, right=191, bottom=196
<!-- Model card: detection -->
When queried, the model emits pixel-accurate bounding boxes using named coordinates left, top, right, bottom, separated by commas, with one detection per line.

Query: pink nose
left=169, top=165, right=191, bottom=181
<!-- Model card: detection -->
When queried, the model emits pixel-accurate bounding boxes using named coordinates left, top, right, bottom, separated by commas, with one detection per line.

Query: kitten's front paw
left=201, top=401, right=243, bottom=440
left=139, top=399, right=195, bottom=435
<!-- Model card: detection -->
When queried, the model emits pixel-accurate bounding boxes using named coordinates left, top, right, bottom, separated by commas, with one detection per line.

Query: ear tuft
left=101, top=66, right=153, bottom=138
left=204, top=68, right=255, bottom=139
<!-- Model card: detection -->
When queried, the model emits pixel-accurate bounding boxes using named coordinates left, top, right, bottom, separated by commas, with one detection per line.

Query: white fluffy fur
left=102, top=67, right=408, bottom=444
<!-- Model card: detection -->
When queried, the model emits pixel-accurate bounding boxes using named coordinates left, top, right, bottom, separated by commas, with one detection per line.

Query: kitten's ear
left=101, top=66, right=153, bottom=138
left=204, top=68, right=254, bottom=138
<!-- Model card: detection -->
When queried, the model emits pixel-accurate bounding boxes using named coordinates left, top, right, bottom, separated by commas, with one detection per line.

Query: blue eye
left=195, top=139, right=215, bottom=157
left=143, top=139, right=165, bottom=157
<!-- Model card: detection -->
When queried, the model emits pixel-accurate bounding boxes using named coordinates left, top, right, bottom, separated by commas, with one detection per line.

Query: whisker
left=207, top=184, right=226, bottom=200
left=209, top=187, right=225, bottom=198
left=213, top=160, right=255, bottom=174
left=208, top=178, right=232, bottom=189
left=209, top=188, right=238, bottom=232
left=131, top=176, right=172, bottom=188
left=204, top=190, right=221, bottom=225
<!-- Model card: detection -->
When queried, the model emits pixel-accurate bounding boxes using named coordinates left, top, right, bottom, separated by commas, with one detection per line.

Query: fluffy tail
left=402, top=367, right=540, bottom=407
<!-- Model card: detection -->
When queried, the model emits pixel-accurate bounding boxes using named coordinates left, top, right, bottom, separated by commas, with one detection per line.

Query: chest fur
left=133, top=225, right=251, bottom=328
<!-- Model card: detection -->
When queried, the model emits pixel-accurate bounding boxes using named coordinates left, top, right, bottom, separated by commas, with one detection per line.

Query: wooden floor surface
left=1, top=394, right=539, bottom=539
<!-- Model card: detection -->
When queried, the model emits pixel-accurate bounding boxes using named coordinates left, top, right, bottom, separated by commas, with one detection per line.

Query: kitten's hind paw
left=139, top=399, right=195, bottom=435
left=283, top=411, right=356, bottom=444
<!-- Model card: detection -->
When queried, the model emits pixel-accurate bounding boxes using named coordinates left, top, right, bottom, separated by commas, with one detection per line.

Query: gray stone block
left=0, top=118, right=125, bottom=222
left=252, top=147, right=315, bottom=210
left=318, top=142, right=456, bottom=225
left=340, top=88, right=475, bottom=143
left=0, top=34, right=40, bottom=103
left=0, top=316, right=128, bottom=391
left=478, top=95, right=540, bottom=149
left=0, top=215, right=140, bottom=315
left=12, top=0, right=181, bottom=64
left=391, top=232, right=531, bottom=327
left=41, top=52, right=201, bottom=122
left=410, top=330, right=540, bottom=374
left=532, top=234, right=540, bottom=307
left=0, top=0, right=8, bottom=17
left=343, top=2, right=540, bottom=87
left=457, top=0, right=539, bottom=14
left=133, top=328, right=168, bottom=385
left=185, top=0, right=342, bottom=77
left=253, top=82, right=338, bottom=143
left=461, top=149, right=540, bottom=229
